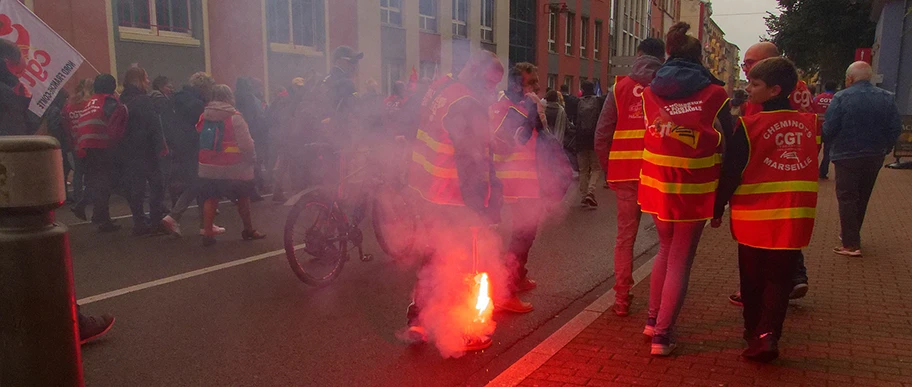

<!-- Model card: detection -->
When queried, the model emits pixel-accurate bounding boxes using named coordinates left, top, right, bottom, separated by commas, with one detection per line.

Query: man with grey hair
left=824, top=61, right=902, bottom=257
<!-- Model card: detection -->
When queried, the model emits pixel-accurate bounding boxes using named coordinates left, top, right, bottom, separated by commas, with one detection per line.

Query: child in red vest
left=713, top=57, right=819, bottom=362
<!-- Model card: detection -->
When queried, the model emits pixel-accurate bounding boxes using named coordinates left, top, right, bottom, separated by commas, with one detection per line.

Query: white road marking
left=67, top=194, right=274, bottom=226
left=78, top=244, right=303, bottom=305
left=485, top=256, right=657, bottom=387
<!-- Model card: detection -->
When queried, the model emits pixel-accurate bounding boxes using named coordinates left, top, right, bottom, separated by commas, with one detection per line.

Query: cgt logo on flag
left=0, top=1, right=84, bottom=117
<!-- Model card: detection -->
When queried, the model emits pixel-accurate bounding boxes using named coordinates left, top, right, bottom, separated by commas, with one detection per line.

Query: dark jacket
left=822, top=80, right=902, bottom=161
left=119, top=84, right=167, bottom=164
left=149, top=89, right=178, bottom=155
left=235, top=78, right=267, bottom=143
left=595, top=55, right=663, bottom=171
left=562, top=92, right=580, bottom=127
left=170, top=86, right=206, bottom=161
left=0, top=68, right=37, bottom=136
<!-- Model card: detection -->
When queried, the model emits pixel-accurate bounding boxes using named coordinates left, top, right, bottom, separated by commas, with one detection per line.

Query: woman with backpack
left=197, top=84, right=266, bottom=247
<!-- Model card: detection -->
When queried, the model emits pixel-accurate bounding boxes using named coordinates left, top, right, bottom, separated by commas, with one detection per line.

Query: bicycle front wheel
left=284, top=198, right=347, bottom=287
left=371, top=185, right=417, bottom=261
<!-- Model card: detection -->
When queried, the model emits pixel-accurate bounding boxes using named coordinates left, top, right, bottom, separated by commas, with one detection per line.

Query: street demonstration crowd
left=0, top=18, right=902, bottom=361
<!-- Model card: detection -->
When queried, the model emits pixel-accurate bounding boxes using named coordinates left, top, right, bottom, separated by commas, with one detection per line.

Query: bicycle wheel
left=284, top=198, right=348, bottom=287
left=371, top=185, right=417, bottom=261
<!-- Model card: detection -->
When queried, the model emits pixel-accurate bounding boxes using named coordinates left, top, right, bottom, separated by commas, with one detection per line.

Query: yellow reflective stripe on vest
left=639, top=175, right=718, bottom=194
left=734, top=181, right=818, bottom=195
left=494, top=152, right=535, bottom=162
left=612, top=129, right=646, bottom=139
left=642, top=150, right=721, bottom=169
left=608, top=150, right=643, bottom=160
left=77, top=133, right=110, bottom=142
left=223, top=146, right=241, bottom=153
left=731, top=207, right=816, bottom=221
left=412, top=151, right=458, bottom=178
left=496, top=170, right=538, bottom=179
left=416, top=129, right=455, bottom=155
left=816, top=136, right=822, bottom=145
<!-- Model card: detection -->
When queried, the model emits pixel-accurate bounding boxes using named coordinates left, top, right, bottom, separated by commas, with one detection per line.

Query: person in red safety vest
left=813, top=81, right=837, bottom=179
left=594, top=37, right=666, bottom=318
left=638, top=22, right=734, bottom=357
left=62, top=74, right=127, bottom=232
left=490, top=62, right=545, bottom=315
left=728, top=41, right=812, bottom=307
left=713, top=57, right=819, bottom=363
left=402, top=51, right=505, bottom=354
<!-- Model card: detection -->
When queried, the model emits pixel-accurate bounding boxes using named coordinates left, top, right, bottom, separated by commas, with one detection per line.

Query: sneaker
left=516, top=278, right=537, bottom=292
left=643, top=317, right=656, bottom=337
left=495, top=295, right=534, bottom=313
left=199, top=225, right=227, bottom=236
left=161, top=215, right=182, bottom=237
left=579, top=197, right=590, bottom=208
left=833, top=246, right=862, bottom=257
left=742, top=332, right=779, bottom=363
left=396, top=326, right=428, bottom=344
left=789, top=283, right=809, bottom=300
left=584, top=194, right=598, bottom=208
left=611, top=294, right=633, bottom=317
left=651, top=335, right=676, bottom=356
left=463, top=335, right=493, bottom=351
left=729, top=291, right=743, bottom=306
left=97, top=222, right=121, bottom=233
left=79, top=314, right=115, bottom=344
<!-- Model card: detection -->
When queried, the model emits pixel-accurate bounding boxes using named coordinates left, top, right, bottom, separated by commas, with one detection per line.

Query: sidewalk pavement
left=493, top=167, right=912, bottom=387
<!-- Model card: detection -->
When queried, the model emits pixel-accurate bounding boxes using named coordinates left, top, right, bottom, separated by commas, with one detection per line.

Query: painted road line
left=485, top=256, right=657, bottom=387
left=78, top=244, right=302, bottom=305
left=67, top=194, right=274, bottom=227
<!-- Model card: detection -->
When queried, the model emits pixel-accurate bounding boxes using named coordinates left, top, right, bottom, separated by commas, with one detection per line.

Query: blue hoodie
left=649, top=58, right=726, bottom=100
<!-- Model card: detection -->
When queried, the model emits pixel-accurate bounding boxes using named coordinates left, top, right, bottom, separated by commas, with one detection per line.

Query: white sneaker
left=161, top=215, right=181, bottom=237
left=200, top=225, right=227, bottom=236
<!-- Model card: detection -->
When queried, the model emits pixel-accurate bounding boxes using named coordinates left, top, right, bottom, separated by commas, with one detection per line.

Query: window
left=267, top=0, right=324, bottom=51
left=563, top=75, right=574, bottom=92
left=564, top=13, right=574, bottom=56
left=419, top=61, right=437, bottom=80
left=118, top=0, right=191, bottom=35
left=380, top=0, right=402, bottom=27
left=480, top=0, right=495, bottom=43
left=594, top=21, right=602, bottom=59
left=593, top=78, right=600, bottom=94
left=580, top=17, right=589, bottom=58
left=382, top=60, right=404, bottom=95
left=452, top=0, right=468, bottom=38
left=419, top=0, right=437, bottom=32
left=547, top=74, right=557, bottom=91
left=548, top=11, right=557, bottom=52
left=580, top=77, right=587, bottom=91
left=509, top=0, right=536, bottom=65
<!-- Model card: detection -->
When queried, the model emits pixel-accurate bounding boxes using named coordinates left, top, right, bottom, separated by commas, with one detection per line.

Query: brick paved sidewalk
left=516, top=167, right=912, bottom=387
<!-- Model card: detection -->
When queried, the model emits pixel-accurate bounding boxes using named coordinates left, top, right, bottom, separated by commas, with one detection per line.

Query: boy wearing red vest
left=714, top=57, right=819, bottom=362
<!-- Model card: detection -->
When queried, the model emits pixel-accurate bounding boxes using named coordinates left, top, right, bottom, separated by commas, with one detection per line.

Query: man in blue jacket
left=824, top=61, right=902, bottom=257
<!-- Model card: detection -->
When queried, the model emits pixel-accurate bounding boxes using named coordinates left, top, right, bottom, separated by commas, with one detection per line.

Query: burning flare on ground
left=473, top=272, right=492, bottom=323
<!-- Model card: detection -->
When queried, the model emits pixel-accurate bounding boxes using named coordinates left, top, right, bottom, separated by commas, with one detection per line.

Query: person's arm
left=822, top=94, right=842, bottom=142
left=103, top=98, right=128, bottom=143
left=445, top=98, right=500, bottom=223
left=886, top=95, right=903, bottom=153
left=714, top=118, right=749, bottom=222
left=594, top=86, right=618, bottom=171
left=233, top=114, right=257, bottom=163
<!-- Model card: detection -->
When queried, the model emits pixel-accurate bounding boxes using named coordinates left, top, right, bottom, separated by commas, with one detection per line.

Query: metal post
left=0, top=136, right=83, bottom=386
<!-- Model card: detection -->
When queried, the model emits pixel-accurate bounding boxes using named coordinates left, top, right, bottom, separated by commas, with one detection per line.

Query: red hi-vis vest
left=638, top=85, right=730, bottom=222
left=607, top=76, right=648, bottom=182
left=730, top=111, right=819, bottom=250
left=491, top=92, right=540, bottom=201
left=197, top=112, right=244, bottom=168
left=66, top=94, right=126, bottom=156
left=408, top=77, right=478, bottom=206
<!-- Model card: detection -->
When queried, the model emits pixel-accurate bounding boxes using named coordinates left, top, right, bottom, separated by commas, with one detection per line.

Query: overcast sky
left=710, top=0, right=781, bottom=78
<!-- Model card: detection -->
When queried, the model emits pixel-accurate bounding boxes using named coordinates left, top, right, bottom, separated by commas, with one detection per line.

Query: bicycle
left=282, top=142, right=418, bottom=287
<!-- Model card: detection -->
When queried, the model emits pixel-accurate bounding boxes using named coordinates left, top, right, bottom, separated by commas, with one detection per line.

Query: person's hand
left=711, top=218, right=722, bottom=228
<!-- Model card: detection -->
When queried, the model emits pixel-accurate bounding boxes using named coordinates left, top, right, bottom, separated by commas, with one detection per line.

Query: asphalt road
left=67, top=187, right=659, bottom=387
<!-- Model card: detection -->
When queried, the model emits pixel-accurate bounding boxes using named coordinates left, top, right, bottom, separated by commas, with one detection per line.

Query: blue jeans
left=609, top=181, right=642, bottom=303
left=648, top=217, right=706, bottom=338
left=819, top=141, right=832, bottom=178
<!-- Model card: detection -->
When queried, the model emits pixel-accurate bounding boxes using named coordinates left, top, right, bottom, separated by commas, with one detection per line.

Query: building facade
left=678, top=0, right=709, bottom=43
left=509, top=0, right=612, bottom=94
left=650, top=0, right=681, bottom=38
left=21, top=0, right=511, bottom=101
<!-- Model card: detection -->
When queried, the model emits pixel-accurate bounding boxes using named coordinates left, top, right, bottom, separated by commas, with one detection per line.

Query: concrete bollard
left=0, top=135, right=83, bottom=386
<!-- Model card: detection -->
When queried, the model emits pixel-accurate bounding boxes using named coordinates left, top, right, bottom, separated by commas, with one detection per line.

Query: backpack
left=576, top=95, right=602, bottom=141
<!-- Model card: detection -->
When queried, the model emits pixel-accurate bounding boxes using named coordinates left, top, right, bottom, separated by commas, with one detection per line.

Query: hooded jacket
left=170, top=86, right=206, bottom=161
left=594, top=54, right=663, bottom=171
left=197, top=101, right=256, bottom=181
left=119, top=84, right=167, bottom=163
